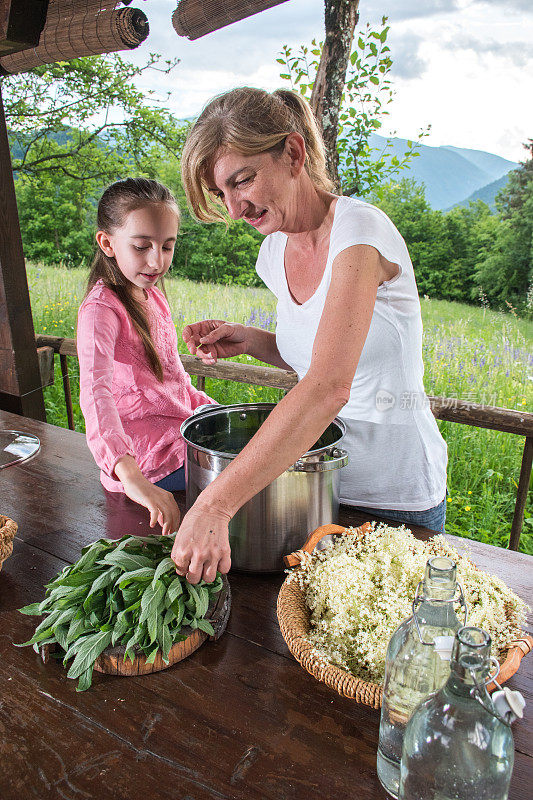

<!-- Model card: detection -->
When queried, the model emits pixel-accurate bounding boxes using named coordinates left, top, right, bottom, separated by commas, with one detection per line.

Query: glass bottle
left=399, top=626, right=515, bottom=800
left=377, top=556, right=466, bottom=798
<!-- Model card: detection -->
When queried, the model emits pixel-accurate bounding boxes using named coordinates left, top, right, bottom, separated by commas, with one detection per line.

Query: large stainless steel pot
left=180, top=403, right=348, bottom=573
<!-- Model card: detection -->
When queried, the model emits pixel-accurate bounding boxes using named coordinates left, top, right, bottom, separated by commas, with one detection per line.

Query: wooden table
left=0, top=408, right=531, bottom=799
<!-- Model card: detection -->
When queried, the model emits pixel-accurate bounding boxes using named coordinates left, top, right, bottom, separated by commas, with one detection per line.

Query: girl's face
left=207, top=133, right=306, bottom=235
left=96, top=203, right=179, bottom=299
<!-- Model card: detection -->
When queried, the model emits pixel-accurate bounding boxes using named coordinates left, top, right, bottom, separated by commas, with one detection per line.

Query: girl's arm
left=171, top=244, right=382, bottom=583
left=77, top=301, right=180, bottom=535
left=77, top=301, right=135, bottom=474
left=183, top=321, right=292, bottom=370
left=114, top=455, right=180, bottom=535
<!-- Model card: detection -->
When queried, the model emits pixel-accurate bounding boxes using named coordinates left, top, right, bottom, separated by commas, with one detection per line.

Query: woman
left=171, top=87, right=447, bottom=584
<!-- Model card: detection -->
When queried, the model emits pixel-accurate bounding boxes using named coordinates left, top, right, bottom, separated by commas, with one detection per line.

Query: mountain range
left=9, top=126, right=518, bottom=213
left=368, top=134, right=518, bottom=210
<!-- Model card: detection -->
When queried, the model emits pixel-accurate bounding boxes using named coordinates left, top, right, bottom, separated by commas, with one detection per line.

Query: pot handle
left=283, top=521, right=372, bottom=568
left=192, top=402, right=221, bottom=416
left=289, top=447, right=349, bottom=472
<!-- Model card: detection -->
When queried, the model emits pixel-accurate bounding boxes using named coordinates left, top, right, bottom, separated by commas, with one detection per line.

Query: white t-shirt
left=255, top=196, right=447, bottom=510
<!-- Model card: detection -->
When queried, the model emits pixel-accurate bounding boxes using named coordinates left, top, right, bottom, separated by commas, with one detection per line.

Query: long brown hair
left=181, top=87, right=334, bottom=223
left=86, top=178, right=180, bottom=382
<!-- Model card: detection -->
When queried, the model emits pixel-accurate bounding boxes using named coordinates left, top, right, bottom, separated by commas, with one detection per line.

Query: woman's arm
left=171, top=244, right=381, bottom=583
left=183, top=320, right=292, bottom=370
left=244, top=326, right=292, bottom=369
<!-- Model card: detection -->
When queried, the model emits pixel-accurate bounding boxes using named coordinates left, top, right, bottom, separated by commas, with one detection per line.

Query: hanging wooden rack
left=172, top=0, right=288, bottom=40
left=0, top=0, right=148, bottom=75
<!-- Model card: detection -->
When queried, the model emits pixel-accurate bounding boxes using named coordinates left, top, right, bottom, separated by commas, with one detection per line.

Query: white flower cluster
left=288, top=524, right=528, bottom=684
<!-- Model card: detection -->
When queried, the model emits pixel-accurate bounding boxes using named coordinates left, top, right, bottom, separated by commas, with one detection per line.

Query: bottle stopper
left=492, top=686, right=526, bottom=724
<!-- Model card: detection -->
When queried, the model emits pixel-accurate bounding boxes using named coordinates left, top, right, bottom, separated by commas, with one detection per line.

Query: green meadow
left=28, top=264, right=533, bottom=554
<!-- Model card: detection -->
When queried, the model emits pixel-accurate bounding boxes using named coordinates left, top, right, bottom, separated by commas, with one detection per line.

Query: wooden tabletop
left=0, top=408, right=531, bottom=800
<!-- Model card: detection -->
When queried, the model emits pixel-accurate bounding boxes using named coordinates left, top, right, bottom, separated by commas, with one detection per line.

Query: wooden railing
left=35, top=334, right=533, bottom=552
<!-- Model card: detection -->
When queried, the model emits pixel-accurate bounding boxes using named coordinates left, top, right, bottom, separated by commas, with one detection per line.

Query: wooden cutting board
left=41, top=575, right=231, bottom=677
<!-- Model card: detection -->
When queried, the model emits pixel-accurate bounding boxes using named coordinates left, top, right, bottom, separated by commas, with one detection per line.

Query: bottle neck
left=421, top=556, right=457, bottom=601
left=447, top=665, right=491, bottom=698
left=414, top=558, right=459, bottom=630
left=448, top=626, right=493, bottom=698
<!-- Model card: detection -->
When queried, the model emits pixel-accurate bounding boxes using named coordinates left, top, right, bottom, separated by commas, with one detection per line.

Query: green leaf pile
left=16, top=534, right=223, bottom=691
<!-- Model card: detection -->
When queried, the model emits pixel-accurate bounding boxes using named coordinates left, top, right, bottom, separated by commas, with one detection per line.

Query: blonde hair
left=181, top=87, right=334, bottom=223
left=87, top=178, right=180, bottom=383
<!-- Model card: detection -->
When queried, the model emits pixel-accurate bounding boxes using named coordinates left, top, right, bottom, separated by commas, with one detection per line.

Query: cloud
left=365, top=1, right=456, bottom=23
left=471, top=0, right=533, bottom=12
left=446, top=33, right=533, bottom=67
left=117, top=0, right=533, bottom=163
left=132, top=0, right=324, bottom=74
left=388, top=32, right=429, bottom=79
left=378, top=0, right=533, bottom=18
left=124, top=0, right=325, bottom=117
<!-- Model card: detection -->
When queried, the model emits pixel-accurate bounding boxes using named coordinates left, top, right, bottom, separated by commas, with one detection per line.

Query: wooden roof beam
left=172, top=0, right=288, bottom=40
left=0, top=0, right=49, bottom=57
left=0, top=1, right=148, bottom=76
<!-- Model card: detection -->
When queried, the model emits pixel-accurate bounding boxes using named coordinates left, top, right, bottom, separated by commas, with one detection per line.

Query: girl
left=77, top=178, right=213, bottom=535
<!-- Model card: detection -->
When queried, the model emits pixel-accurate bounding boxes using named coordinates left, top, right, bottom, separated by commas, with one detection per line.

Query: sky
left=124, top=0, right=533, bottom=163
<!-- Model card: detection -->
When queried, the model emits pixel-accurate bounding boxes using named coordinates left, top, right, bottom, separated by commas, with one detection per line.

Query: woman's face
left=208, top=135, right=305, bottom=235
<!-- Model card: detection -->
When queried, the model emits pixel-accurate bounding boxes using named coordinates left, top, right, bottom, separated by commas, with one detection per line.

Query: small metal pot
left=180, top=403, right=348, bottom=573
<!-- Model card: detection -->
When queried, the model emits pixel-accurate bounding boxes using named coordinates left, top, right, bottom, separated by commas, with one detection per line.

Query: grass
left=27, top=264, right=533, bottom=554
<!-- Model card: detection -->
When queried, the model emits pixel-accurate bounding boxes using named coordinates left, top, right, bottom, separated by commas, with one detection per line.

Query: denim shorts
left=352, top=497, right=446, bottom=534
left=155, top=466, right=186, bottom=492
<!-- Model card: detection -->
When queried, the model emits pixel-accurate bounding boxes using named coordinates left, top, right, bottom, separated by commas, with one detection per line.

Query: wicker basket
left=277, top=523, right=533, bottom=710
left=0, top=515, right=18, bottom=571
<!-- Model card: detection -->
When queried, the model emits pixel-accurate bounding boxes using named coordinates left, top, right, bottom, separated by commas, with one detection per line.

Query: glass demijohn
left=377, top=556, right=466, bottom=798
left=398, top=626, right=515, bottom=800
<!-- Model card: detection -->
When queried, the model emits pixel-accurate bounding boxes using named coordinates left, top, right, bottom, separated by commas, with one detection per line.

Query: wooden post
left=310, top=0, right=360, bottom=192
left=509, top=437, right=533, bottom=551
left=0, top=84, right=46, bottom=420
left=0, top=0, right=48, bottom=58
left=37, top=346, right=54, bottom=387
left=59, top=354, right=75, bottom=431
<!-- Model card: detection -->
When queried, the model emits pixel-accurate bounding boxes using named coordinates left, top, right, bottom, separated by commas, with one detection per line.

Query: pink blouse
left=77, top=280, right=213, bottom=493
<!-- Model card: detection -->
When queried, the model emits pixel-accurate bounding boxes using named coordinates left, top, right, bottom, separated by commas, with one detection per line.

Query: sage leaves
left=16, top=534, right=224, bottom=691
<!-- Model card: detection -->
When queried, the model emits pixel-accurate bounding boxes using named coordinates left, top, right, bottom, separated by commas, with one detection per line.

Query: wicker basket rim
left=277, top=525, right=531, bottom=709
left=0, top=515, right=18, bottom=540
left=0, top=515, right=17, bottom=569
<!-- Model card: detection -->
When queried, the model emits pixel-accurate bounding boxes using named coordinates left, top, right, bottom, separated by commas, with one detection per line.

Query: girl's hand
left=182, top=320, right=247, bottom=364
left=114, top=456, right=181, bottom=535
left=170, top=502, right=231, bottom=584
left=127, top=481, right=181, bottom=536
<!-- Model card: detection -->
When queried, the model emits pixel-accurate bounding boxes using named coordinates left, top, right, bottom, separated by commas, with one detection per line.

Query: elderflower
left=288, top=523, right=528, bottom=684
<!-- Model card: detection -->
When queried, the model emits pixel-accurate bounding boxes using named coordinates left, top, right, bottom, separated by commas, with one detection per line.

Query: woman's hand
left=170, top=502, right=232, bottom=584
left=183, top=319, right=247, bottom=364
left=114, top=455, right=181, bottom=535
